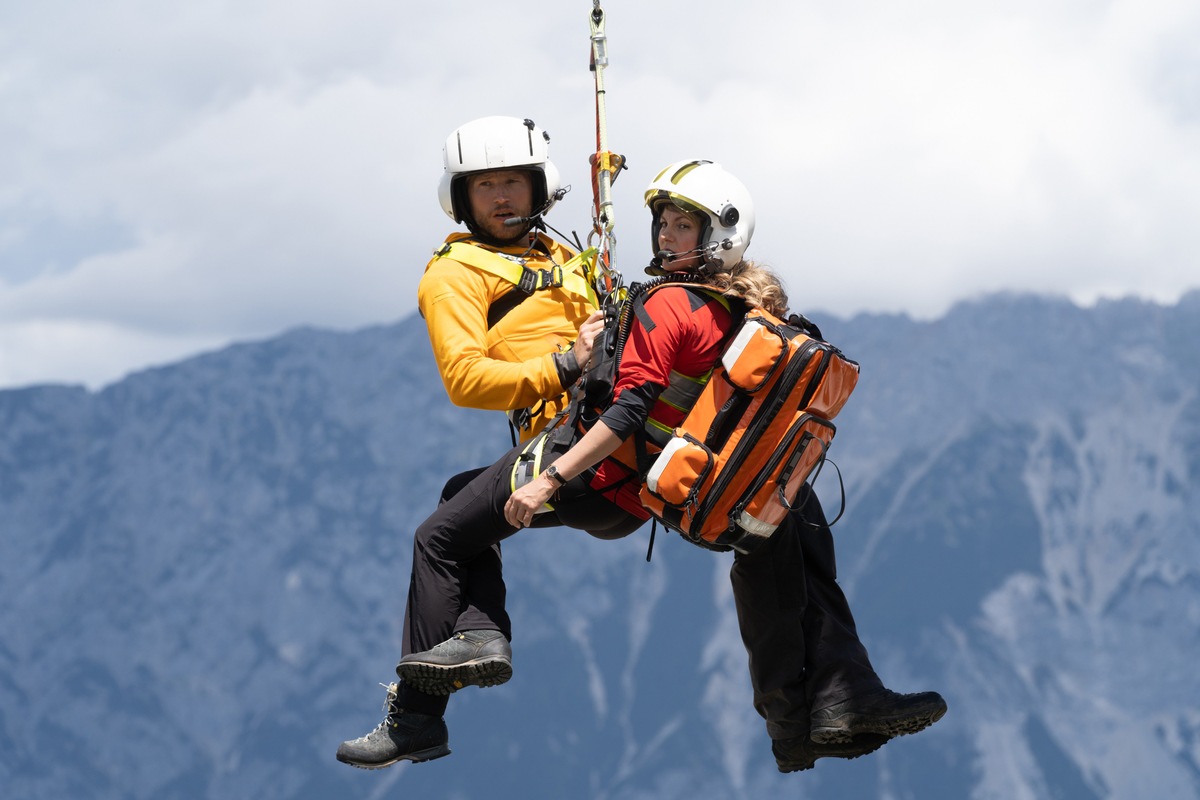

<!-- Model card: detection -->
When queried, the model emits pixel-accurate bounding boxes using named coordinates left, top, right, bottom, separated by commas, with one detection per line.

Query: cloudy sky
left=2, top=0, right=1197, bottom=390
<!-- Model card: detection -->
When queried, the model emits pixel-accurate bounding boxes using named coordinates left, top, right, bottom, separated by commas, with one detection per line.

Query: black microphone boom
left=502, top=188, right=569, bottom=228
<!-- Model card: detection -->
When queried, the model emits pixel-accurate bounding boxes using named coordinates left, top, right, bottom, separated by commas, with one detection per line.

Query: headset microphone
left=654, top=250, right=673, bottom=264
left=643, top=249, right=676, bottom=277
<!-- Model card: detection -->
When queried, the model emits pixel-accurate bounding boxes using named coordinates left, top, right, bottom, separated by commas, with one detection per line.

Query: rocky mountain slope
left=2, top=291, right=1197, bottom=799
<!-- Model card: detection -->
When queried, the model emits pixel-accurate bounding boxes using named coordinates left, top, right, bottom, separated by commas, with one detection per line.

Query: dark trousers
left=397, top=448, right=883, bottom=733
left=730, top=490, right=884, bottom=740
left=395, top=443, right=642, bottom=716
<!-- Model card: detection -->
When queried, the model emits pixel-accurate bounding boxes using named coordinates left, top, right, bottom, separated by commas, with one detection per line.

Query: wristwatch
left=543, top=465, right=568, bottom=487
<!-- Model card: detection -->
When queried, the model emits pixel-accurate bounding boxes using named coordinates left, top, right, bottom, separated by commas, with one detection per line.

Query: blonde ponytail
left=707, top=261, right=789, bottom=318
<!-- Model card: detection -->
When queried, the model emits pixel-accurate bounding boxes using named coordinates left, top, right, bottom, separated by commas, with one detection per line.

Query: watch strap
left=543, top=464, right=568, bottom=487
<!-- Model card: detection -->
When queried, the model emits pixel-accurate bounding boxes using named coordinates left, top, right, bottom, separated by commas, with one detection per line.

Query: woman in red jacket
left=337, top=160, right=945, bottom=773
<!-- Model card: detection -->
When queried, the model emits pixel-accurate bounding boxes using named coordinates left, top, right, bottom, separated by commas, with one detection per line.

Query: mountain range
left=2, top=289, right=1198, bottom=799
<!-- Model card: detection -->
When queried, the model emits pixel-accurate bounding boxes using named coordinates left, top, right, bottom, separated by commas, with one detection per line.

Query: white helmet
left=437, top=116, right=563, bottom=234
left=643, top=159, right=755, bottom=273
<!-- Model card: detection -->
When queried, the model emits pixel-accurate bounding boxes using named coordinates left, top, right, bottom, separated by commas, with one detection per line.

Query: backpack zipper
left=730, top=415, right=834, bottom=536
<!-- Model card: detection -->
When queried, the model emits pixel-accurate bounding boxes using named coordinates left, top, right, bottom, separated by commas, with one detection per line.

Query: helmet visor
left=648, top=191, right=707, bottom=219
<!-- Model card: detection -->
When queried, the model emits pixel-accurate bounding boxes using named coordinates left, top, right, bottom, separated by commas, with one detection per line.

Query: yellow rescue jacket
left=418, top=232, right=601, bottom=441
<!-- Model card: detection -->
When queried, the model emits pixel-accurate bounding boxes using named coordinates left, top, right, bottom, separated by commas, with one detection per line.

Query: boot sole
left=776, top=734, right=889, bottom=773
left=396, top=656, right=513, bottom=696
left=336, top=743, right=451, bottom=770
left=810, top=704, right=947, bottom=744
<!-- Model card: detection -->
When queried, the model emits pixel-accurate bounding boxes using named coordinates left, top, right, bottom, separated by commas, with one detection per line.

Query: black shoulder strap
left=787, top=312, right=824, bottom=341
left=487, top=289, right=528, bottom=330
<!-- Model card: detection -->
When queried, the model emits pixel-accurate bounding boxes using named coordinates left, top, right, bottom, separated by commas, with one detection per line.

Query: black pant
left=395, top=443, right=642, bottom=716
left=730, top=490, right=884, bottom=740
left=398, top=449, right=883, bottom=733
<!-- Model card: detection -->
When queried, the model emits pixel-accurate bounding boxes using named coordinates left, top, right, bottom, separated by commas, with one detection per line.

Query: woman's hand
left=504, top=474, right=558, bottom=528
left=571, top=311, right=606, bottom=370
left=505, top=419, right=622, bottom=529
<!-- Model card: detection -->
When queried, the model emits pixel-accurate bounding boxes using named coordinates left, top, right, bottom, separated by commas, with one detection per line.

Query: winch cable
left=588, top=1, right=626, bottom=305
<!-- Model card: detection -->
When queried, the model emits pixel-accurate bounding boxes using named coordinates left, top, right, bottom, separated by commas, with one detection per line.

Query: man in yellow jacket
left=418, top=115, right=604, bottom=443
left=337, top=116, right=607, bottom=770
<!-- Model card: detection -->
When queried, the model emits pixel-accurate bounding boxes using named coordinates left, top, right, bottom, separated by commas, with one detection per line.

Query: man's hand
left=572, top=311, right=606, bottom=369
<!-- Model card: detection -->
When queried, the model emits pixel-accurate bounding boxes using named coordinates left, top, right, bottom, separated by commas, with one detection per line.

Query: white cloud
left=0, top=318, right=228, bottom=391
left=1, top=0, right=1198, bottom=389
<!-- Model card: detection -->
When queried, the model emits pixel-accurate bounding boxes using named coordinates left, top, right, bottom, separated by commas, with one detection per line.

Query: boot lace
left=348, top=683, right=403, bottom=744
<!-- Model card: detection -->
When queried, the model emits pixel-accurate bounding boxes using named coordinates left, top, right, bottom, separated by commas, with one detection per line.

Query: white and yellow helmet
left=438, top=116, right=562, bottom=231
left=644, top=159, right=755, bottom=273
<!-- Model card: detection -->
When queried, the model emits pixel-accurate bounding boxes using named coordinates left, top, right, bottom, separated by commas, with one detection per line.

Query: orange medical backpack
left=639, top=305, right=860, bottom=553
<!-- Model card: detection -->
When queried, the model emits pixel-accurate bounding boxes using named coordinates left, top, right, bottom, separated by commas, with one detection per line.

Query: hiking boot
left=773, top=732, right=890, bottom=773
left=335, top=683, right=450, bottom=769
left=810, top=688, right=947, bottom=744
left=396, top=630, right=513, bottom=696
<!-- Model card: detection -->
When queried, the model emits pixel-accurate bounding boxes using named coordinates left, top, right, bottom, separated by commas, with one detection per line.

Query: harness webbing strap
left=509, top=432, right=556, bottom=514
left=434, top=241, right=599, bottom=306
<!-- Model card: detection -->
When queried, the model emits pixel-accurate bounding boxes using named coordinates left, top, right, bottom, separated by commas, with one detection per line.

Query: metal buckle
left=518, top=267, right=539, bottom=294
